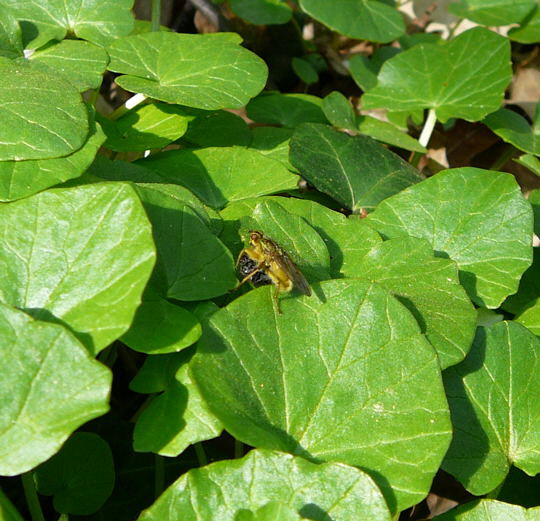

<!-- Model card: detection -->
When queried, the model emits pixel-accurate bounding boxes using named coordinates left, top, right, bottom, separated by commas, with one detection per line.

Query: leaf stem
left=154, top=453, right=165, bottom=498
left=151, top=0, right=161, bottom=32
left=0, top=488, right=25, bottom=521
left=21, top=472, right=45, bottom=521
left=418, top=108, right=437, bottom=148
left=109, top=93, right=147, bottom=120
left=194, top=442, right=208, bottom=467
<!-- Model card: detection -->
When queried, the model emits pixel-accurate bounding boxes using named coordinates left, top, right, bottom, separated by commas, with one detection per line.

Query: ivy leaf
left=0, top=183, right=156, bottom=354
left=516, top=299, right=540, bottom=336
left=503, top=248, right=540, bottom=314
left=449, top=0, right=536, bottom=25
left=508, top=7, right=540, bottom=43
left=34, top=433, right=114, bottom=515
left=289, top=123, right=423, bottom=211
left=191, top=280, right=452, bottom=512
left=249, top=127, right=295, bottom=171
left=321, top=91, right=356, bottom=129
left=366, top=168, right=533, bottom=308
left=357, top=116, right=427, bottom=152
left=137, top=146, right=299, bottom=209
left=437, top=499, right=540, bottom=520
left=299, top=0, right=405, bottom=43
left=292, top=57, right=319, bottom=85
left=230, top=0, right=292, bottom=25
left=443, top=322, right=540, bottom=494
left=2, top=0, right=134, bottom=49
left=362, top=27, right=512, bottom=123
left=108, top=32, right=267, bottom=110
left=0, top=58, right=89, bottom=161
left=138, top=450, right=392, bottom=520
left=130, top=353, right=187, bottom=395
left=0, top=304, right=111, bottom=476
left=0, top=4, right=23, bottom=59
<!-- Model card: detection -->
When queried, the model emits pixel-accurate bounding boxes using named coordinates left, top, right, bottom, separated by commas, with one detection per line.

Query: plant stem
left=151, top=0, right=161, bottom=32
left=194, top=442, right=208, bottom=466
left=0, top=488, right=25, bottom=521
left=490, top=144, right=515, bottom=171
left=21, top=472, right=45, bottom=521
left=418, top=108, right=437, bottom=148
left=154, top=454, right=165, bottom=498
left=109, top=93, right=147, bottom=120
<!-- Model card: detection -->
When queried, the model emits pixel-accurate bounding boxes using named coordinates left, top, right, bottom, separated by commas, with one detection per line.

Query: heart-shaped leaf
left=299, top=0, right=405, bottom=43
left=2, top=0, right=134, bottom=49
left=0, top=58, right=89, bottom=161
left=191, top=280, right=451, bottom=512
left=34, top=432, right=114, bottom=515
left=0, top=304, right=111, bottom=476
left=137, top=146, right=299, bottom=209
left=108, top=32, right=267, bottom=110
left=443, top=321, right=540, bottom=494
left=362, top=27, right=512, bottom=123
left=230, top=0, right=292, bottom=24
left=321, top=91, right=356, bottom=129
left=449, top=0, right=536, bottom=25
left=437, top=499, right=540, bottom=521
left=366, top=168, right=533, bottom=308
left=138, top=450, right=392, bottom=520
left=289, top=123, right=423, bottom=211
left=0, top=183, right=156, bottom=354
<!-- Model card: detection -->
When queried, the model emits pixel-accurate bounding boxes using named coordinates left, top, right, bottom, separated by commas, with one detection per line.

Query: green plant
left=1, top=1, right=539, bottom=520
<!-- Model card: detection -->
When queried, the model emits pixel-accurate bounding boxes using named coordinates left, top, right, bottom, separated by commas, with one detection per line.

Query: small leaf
left=130, top=352, right=187, bottom=394
left=2, top=0, right=134, bottom=48
left=35, top=433, right=114, bottom=515
left=484, top=107, right=540, bottom=156
left=108, top=32, right=267, bottom=110
left=437, top=499, right=540, bottom=520
left=289, top=123, right=423, bottom=211
left=99, top=102, right=191, bottom=152
left=246, top=93, right=328, bottom=127
left=0, top=58, right=89, bottom=161
left=366, top=168, right=533, bottom=308
left=362, top=27, right=512, bottom=123
left=322, top=91, right=356, bottom=129
left=449, top=0, right=536, bottom=26
left=137, top=146, right=299, bottom=209
left=230, top=0, right=292, bottom=25
left=348, top=54, right=378, bottom=91
left=443, top=322, right=540, bottom=494
left=0, top=183, right=156, bottom=354
left=0, top=304, right=111, bottom=476
left=299, top=0, right=405, bottom=43
left=356, top=115, right=427, bottom=152
left=291, top=57, right=318, bottom=84
left=133, top=365, right=223, bottom=456
left=191, top=280, right=451, bottom=512
left=508, top=6, right=540, bottom=43
left=29, top=40, right=109, bottom=91
left=138, top=450, right=392, bottom=520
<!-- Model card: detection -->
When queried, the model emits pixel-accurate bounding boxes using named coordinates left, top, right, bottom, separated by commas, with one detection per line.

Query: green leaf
left=449, top=0, right=536, bottom=25
left=230, top=0, right=292, bottom=24
left=291, top=57, right=319, bottom=84
left=249, top=127, right=295, bottom=171
left=0, top=4, right=22, bottom=59
left=437, top=499, right=540, bottom=520
left=133, top=364, right=223, bottom=456
left=508, top=6, right=540, bottom=43
left=182, top=109, right=251, bottom=147
left=35, top=432, right=114, bottom=515
left=0, top=304, right=111, bottom=475
left=237, top=502, right=301, bottom=521
left=138, top=449, right=392, bottom=520
left=356, top=115, right=427, bottom=152
left=531, top=189, right=540, bottom=235
left=246, top=93, right=328, bottom=127
left=503, top=248, right=540, bottom=314
left=443, top=322, right=540, bottom=494
left=108, top=32, right=267, bottom=110
left=299, top=0, right=405, bottom=43
left=130, top=352, right=188, bottom=394
left=484, top=108, right=540, bottom=155
left=121, top=297, right=201, bottom=354
left=0, top=58, right=89, bottom=161
left=134, top=183, right=236, bottom=300
left=0, top=488, right=25, bottom=521
left=322, top=91, right=356, bottom=129
left=0, top=112, right=105, bottom=202
left=0, top=183, right=156, bottom=354
left=289, top=123, right=423, bottom=211
left=99, top=102, right=191, bottom=152
left=355, top=237, right=476, bottom=369
left=29, top=40, right=109, bottom=91
left=348, top=54, right=378, bottom=91
left=366, top=168, right=533, bottom=308
left=191, top=280, right=451, bottom=512
left=2, top=0, right=134, bottom=48
left=516, top=299, right=540, bottom=336
left=137, top=146, right=299, bottom=209
left=515, top=154, right=540, bottom=178
left=362, top=27, right=512, bottom=123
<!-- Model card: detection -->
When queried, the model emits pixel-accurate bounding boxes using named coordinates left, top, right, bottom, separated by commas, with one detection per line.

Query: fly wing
left=279, top=251, right=312, bottom=296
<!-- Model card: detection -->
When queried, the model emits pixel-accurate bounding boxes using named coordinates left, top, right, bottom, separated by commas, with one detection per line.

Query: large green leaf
left=137, top=146, right=299, bottom=209
left=437, top=500, right=540, bottom=520
left=0, top=58, right=89, bottom=161
left=355, top=237, right=476, bottom=369
left=0, top=114, right=105, bottom=202
left=0, top=304, right=111, bottom=476
left=230, top=0, right=292, bottom=24
left=443, top=322, right=540, bottom=494
left=289, top=123, right=423, bottom=211
left=108, top=32, right=267, bottom=110
left=449, top=0, right=536, bottom=25
left=2, top=0, right=134, bottom=49
left=366, top=168, right=533, bottom=308
left=362, top=27, right=512, bottom=123
left=191, top=280, right=451, bottom=512
left=0, top=183, right=156, bottom=354
left=35, top=432, right=114, bottom=515
left=299, top=0, right=405, bottom=43
left=0, top=4, right=22, bottom=59
left=138, top=450, right=392, bottom=520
